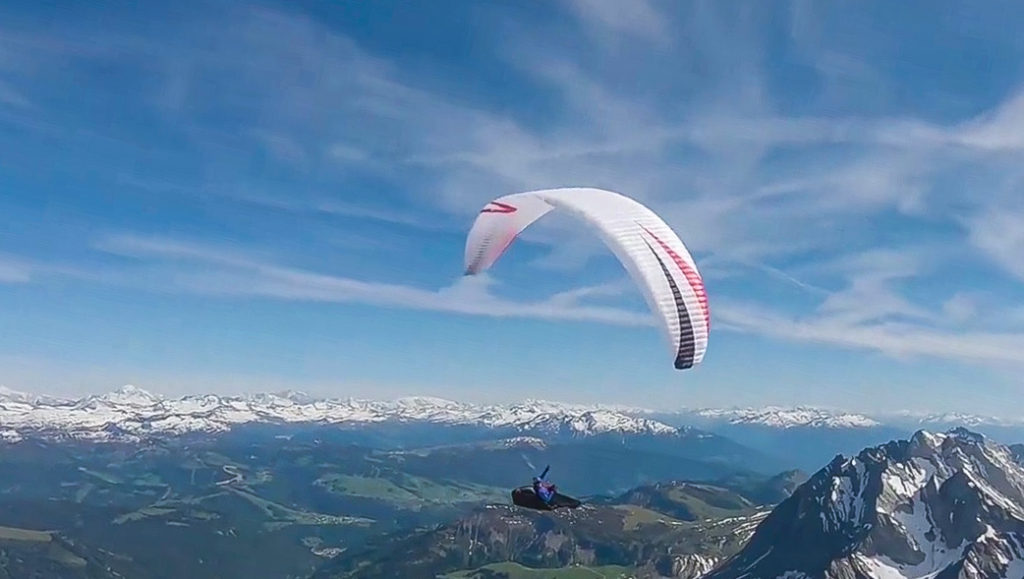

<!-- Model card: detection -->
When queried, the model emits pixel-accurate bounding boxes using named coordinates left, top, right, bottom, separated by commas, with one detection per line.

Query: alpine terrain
left=705, top=427, right=1024, bottom=579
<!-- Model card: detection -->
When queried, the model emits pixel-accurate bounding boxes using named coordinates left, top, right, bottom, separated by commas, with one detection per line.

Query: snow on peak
left=0, top=386, right=48, bottom=408
left=693, top=405, right=880, bottom=429
left=502, top=436, right=546, bottom=449
left=918, top=412, right=1006, bottom=427
left=0, top=387, right=684, bottom=441
left=876, top=409, right=1024, bottom=428
left=0, top=385, right=33, bottom=403
left=99, top=385, right=164, bottom=407
left=0, top=385, right=68, bottom=406
left=706, top=428, right=1024, bottom=579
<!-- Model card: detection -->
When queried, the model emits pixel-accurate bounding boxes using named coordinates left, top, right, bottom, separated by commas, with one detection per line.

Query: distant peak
left=264, top=390, right=317, bottom=404
left=909, top=429, right=946, bottom=449
left=0, top=386, right=68, bottom=405
left=947, top=426, right=987, bottom=445
left=116, top=384, right=148, bottom=394
left=0, top=385, right=34, bottom=403
left=694, top=406, right=880, bottom=428
left=393, top=396, right=462, bottom=406
left=100, top=384, right=163, bottom=405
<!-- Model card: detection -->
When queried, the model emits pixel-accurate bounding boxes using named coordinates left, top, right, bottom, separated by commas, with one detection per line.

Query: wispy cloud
left=559, top=0, right=670, bottom=46
left=716, top=243, right=1024, bottom=367
left=81, top=232, right=1024, bottom=372
left=91, top=234, right=654, bottom=327
left=717, top=300, right=1024, bottom=366
left=965, top=205, right=1024, bottom=282
left=4, top=0, right=1024, bottom=384
left=0, top=255, right=32, bottom=284
left=221, top=190, right=458, bottom=233
left=0, top=81, right=31, bottom=109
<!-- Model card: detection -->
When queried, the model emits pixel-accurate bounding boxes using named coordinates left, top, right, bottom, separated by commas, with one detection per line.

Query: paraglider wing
left=464, top=192, right=556, bottom=276
left=463, top=187, right=709, bottom=369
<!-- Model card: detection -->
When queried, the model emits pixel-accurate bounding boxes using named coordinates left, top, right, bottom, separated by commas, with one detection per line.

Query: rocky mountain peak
left=703, top=428, right=1024, bottom=579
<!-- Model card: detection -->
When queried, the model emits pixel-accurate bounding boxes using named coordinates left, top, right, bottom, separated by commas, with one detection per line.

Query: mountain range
left=2, top=383, right=1024, bottom=578
left=0, top=385, right=680, bottom=442
left=5, top=385, right=1023, bottom=437
left=5, top=385, right=1024, bottom=472
left=313, top=427, right=1024, bottom=578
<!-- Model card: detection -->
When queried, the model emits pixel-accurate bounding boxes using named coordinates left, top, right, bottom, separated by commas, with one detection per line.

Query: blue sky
left=2, top=0, right=1024, bottom=415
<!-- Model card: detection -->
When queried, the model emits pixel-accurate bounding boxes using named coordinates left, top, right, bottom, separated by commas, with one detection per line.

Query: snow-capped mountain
left=635, top=405, right=1024, bottom=474
left=886, top=410, right=1024, bottom=429
left=0, top=385, right=680, bottom=442
left=0, top=385, right=69, bottom=407
left=702, top=427, right=1024, bottom=579
left=642, top=406, right=1024, bottom=431
left=686, top=406, right=881, bottom=429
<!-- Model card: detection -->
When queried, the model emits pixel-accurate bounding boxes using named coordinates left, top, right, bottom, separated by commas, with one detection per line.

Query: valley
left=2, top=387, right=1023, bottom=578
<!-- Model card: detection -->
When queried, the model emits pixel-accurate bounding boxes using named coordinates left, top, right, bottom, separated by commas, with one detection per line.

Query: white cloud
left=5, top=0, right=1024, bottom=381
left=953, top=91, right=1024, bottom=151
left=0, top=254, right=96, bottom=285
left=0, top=256, right=32, bottom=283
left=92, top=234, right=655, bottom=328
left=0, top=81, right=31, bottom=109
left=82, top=232, right=1024, bottom=373
left=965, top=206, right=1024, bottom=282
left=942, top=293, right=979, bottom=325
left=560, top=0, right=669, bottom=45
left=716, top=300, right=1024, bottom=367
left=707, top=242, right=1024, bottom=368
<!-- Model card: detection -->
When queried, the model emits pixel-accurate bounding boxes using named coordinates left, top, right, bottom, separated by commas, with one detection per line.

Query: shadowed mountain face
left=705, top=427, right=1024, bottom=579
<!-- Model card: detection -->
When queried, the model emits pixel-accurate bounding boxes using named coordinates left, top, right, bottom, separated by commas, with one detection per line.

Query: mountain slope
left=600, top=481, right=757, bottom=521
left=311, top=500, right=770, bottom=578
left=703, top=427, right=1024, bottom=579
left=0, top=525, right=147, bottom=579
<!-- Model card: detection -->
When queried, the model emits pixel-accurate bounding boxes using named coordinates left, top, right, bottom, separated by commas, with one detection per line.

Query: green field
left=315, top=472, right=507, bottom=509
left=664, top=484, right=755, bottom=520
left=227, top=487, right=375, bottom=526
left=0, top=525, right=53, bottom=542
left=0, top=525, right=87, bottom=569
left=616, top=505, right=674, bottom=531
left=113, top=506, right=177, bottom=525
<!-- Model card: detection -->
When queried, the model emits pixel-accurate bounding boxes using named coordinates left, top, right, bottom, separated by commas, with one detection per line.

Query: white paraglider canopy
left=463, top=187, right=709, bottom=370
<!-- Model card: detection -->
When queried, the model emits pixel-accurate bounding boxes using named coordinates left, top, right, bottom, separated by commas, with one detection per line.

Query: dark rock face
left=703, top=429, right=1024, bottom=579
